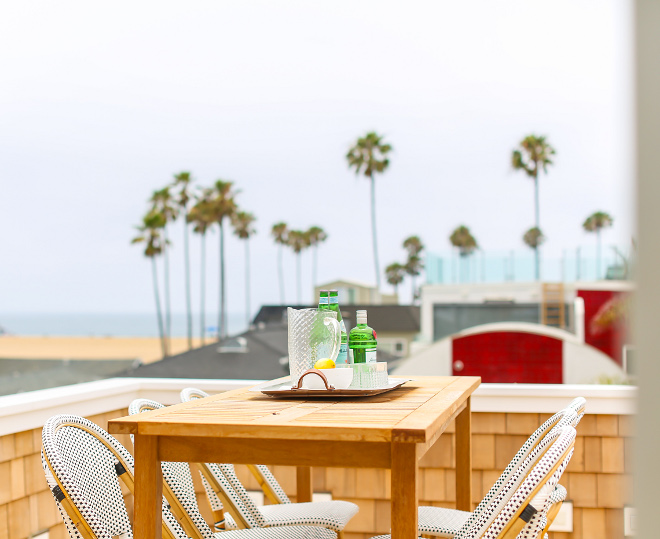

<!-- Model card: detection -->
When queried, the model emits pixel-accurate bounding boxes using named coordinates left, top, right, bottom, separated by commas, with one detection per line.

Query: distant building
left=396, top=280, right=633, bottom=383
left=314, top=279, right=398, bottom=305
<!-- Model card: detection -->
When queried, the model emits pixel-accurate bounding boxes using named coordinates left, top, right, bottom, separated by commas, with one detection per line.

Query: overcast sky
left=0, top=0, right=634, bottom=321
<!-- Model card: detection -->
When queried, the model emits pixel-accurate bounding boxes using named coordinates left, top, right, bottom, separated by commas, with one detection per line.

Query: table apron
left=157, top=435, right=394, bottom=469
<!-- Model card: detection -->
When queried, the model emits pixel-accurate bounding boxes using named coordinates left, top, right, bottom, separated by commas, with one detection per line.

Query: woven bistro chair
left=177, top=390, right=359, bottom=537
left=128, top=399, right=340, bottom=539
left=42, top=414, right=335, bottom=539
left=41, top=414, right=187, bottom=539
left=180, top=387, right=291, bottom=504
left=415, top=397, right=585, bottom=538
left=371, top=425, right=576, bottom=539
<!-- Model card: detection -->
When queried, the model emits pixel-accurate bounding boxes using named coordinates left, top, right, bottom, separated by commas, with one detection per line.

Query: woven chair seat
left=258, top=500, right=359, bottom=531
left=418, top=506, right=472, bottom=536
left=212, top=527, right=337, bottom=539
left=416, top=483, right=565, bottom=538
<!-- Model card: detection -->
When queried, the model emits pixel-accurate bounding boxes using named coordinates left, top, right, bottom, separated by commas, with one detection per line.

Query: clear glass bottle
left=348, top=310, right=377, bottom=364
left=328, top=290, right=348, bottom=364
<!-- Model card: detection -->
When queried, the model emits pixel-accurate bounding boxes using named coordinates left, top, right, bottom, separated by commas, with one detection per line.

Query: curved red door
left=452, top=331, right=563, bottom=383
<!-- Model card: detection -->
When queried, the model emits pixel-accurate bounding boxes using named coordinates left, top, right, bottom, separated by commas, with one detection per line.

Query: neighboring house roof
left=253, top=305, right=420, bottom=333
left=121, top=324, right=291, bottom=380
left=121, top=322, right=402, bottom=380
left=0, top=358, right=138, bottom=396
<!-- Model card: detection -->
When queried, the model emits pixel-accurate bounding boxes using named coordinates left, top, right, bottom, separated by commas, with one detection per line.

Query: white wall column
left=634, top=0, right=660, bottom=535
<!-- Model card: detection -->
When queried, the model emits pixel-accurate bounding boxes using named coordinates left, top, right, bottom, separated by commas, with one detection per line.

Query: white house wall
left=563, top=340, right=627, bottom=384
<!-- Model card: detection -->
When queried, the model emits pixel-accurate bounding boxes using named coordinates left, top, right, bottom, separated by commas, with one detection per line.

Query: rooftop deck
left=0, top=378, right=636, bottom=539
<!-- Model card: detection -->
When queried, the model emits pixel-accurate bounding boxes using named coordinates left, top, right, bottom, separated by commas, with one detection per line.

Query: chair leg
left=542, top=501, right=563, bottom=536
left=212, top=509, right=226, bottom=531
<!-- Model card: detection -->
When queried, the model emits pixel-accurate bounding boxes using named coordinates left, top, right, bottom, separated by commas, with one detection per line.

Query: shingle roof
left=0, top=358, right=138, bottom=396
left=121, top=322, right=402, bottom=380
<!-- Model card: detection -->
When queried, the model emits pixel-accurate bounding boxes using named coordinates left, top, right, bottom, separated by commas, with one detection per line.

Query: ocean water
left=0, top=312, right=247, bottom=338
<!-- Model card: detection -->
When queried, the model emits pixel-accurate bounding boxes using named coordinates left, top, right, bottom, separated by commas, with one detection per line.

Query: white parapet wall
left=0, top=377, right=637, bottom=438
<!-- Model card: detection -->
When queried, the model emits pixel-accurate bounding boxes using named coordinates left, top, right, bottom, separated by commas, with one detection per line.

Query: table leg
left=455, top=396, right=472, bottom=511
left=296, top=466, right=313, bottom=503
left=391, top=442, right=418, bottom=539
left=134, top=434, right=163, bottom=539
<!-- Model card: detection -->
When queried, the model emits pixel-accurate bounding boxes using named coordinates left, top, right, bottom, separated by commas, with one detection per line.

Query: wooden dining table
left=108, top=375, right=480, bottom=539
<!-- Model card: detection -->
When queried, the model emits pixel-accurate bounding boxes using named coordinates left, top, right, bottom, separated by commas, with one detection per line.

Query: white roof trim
left=0, top=378, right=637, bottom=437
left=455, top=322, right=583, bottom=343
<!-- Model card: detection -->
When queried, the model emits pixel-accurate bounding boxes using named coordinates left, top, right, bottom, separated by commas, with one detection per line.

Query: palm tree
left=172, top=171, right=194, bottom=350
left=149, top=187, right=178, bottom=346
left=346, top=131, right=392, bottom=290
left=271, top=222, right=288, bottom=304
left=512, top=135, right=556, bottom=280
left=385, top=262, right=406, bottom=297
left=450, top=225, right=478, bottom=282
left=405, top=255, right=424, bottom=302
left=523, top=227, right=545, bottom=250
left=403, top=236, right=424, bottom=301
left=211, top=180, right=238, bottom=340
left=583, top=211, right=614, bottom=279
left=306, top=225, right=328, bottom=287
left=233, top=211, right=257, bottom=327
left=131, top=210, right=168, bottom=358
left=187, top=189, right=215, bottom=345
left=287, top=229, right=309, bottom=304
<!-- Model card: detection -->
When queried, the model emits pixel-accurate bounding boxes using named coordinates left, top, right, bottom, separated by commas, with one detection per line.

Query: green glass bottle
left=318, top=290, right=329, bottom=310
left=348, top=310, right=377, bottom=364
left=328, top=290, right=348, bottom=364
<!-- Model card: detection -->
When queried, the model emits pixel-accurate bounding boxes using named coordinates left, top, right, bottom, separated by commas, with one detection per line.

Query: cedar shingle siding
left=0, top=410, right=632, bottom=538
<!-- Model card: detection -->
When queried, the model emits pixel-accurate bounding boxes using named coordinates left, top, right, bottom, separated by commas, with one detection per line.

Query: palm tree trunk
left=200, top=232, right=206, bottom=345
left=183, top=207, right=193, bottom=350
left=370, top=174, right=381, bottom=289
left=163, top=225, right=172, bottom=350
left=278, top=244, right=285, bottom=304
left=312, top=245, right=318, bottom=288
left=151, top=257, right=167, bottom=358
left=597, top=229, right=602, bottom=279
left=218, top=219, right=227, bottom=340
left=245, top=239, right=251, bottom=327
left=534, top=170, right=540, bottom=281
left=296, top=252, right=302, bottom=304
left=411, top=275, right=416, bottom=303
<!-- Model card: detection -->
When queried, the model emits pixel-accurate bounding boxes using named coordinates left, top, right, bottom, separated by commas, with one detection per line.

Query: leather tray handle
left=293, top=368, right=335, bottom=390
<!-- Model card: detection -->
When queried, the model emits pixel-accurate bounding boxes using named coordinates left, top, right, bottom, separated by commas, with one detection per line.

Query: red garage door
left=452, top=331, right=563, bottom=383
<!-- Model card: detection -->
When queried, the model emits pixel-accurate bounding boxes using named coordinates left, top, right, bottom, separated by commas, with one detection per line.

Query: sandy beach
left=0, top=336, right=205, bottom=364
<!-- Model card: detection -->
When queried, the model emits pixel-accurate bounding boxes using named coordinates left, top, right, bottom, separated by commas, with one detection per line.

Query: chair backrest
left=41, top=414, right=186, bottom=539
left=458, top=402, right=581, bottom=535
left=479, top=426, right=576, bottom=539
left=197, top=461, right=269, bottom=528
left=180, top=387, right=291, bottom=506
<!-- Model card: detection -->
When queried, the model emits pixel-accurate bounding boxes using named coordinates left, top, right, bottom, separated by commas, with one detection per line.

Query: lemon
left=314, top=358, right=336, bottom=369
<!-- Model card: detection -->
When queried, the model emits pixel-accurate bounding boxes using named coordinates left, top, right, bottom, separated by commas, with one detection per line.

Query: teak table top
left=110, top=376, right=480, bottom=446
